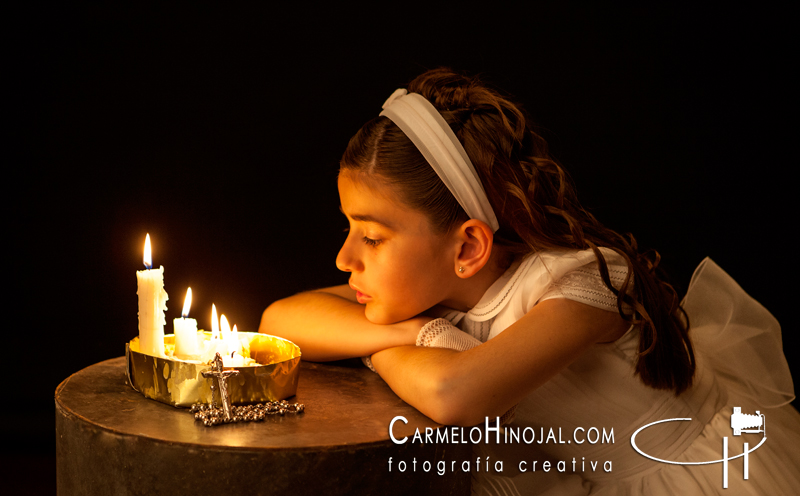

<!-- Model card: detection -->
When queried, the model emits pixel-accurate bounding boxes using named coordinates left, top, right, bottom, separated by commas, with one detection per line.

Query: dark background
left=8, top=3, right=795, bottom=493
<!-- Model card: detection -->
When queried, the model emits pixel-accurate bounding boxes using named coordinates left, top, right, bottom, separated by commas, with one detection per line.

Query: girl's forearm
left=370, top=299, right=623, bottom=427
left=369, top=346, right=461, bottom=423
left=370, top=345, right=513, bottom=426
left=258, top=291, right=424, bottom=361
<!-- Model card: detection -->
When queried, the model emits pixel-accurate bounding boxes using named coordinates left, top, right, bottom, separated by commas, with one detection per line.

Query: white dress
left=439, top=248, right=800, bottom=495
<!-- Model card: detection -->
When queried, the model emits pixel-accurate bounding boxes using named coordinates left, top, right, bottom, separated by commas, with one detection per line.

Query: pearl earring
left=458, top=266, right=465, bottom=273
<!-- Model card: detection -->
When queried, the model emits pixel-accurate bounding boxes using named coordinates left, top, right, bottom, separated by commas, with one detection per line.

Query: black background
left=8, top=3, right=795, bottom=493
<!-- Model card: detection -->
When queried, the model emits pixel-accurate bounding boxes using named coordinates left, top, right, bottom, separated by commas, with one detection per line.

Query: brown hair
left=341, top=68, right=695, bottom=394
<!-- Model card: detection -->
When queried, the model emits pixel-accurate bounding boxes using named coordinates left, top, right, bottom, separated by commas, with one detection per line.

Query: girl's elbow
left=422, top=370, right=485, bottom=427
left=428, top=406, right=475, bottom=427
left=426, top=397, right=486, bottom=427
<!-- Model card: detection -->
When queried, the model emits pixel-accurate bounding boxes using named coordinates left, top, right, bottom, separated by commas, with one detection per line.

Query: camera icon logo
left=631, top=407, right=767, bottom=489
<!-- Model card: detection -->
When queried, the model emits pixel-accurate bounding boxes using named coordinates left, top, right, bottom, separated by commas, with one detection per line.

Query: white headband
left=379, top=89, right=500, bottom=232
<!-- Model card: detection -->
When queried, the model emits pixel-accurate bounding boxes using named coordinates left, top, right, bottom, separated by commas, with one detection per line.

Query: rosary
left=191, top=353, right=305, bottom=427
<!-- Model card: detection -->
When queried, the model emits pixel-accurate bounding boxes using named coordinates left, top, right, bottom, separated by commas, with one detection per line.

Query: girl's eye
left=362, top=236, right=382, bottom=247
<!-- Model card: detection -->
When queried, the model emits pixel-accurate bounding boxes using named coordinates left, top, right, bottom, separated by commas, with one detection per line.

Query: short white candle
left=200, top=304, right=223, bottom=363
left=219, top=314, right=242, bottom=358
left=137, top=234, right=168, bottom=357
left=220, top=314, right=232, bottom=344
left=222, top=319, right=247, bottom=367
left=224, top=351, right=246, bottom=367
left=211, top=304, right=220, bottom=339
left=174, top=287, right=200, bottom=359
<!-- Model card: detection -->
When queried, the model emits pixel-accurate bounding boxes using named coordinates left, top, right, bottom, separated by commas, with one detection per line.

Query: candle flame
left=231, top=324, right=240, bottom=349
left=182, top=288, right=192, bottom=318
left=143, top=234, right=152, bottom=269
left=220, top=314, right=231, bottom=337
left=211, top=304, right=219, bottom=336
left=220, top=315, right=233, bottom=356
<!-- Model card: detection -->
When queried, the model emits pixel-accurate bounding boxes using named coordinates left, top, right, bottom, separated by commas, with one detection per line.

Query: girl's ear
left=453, top=219, right=494, bottom=278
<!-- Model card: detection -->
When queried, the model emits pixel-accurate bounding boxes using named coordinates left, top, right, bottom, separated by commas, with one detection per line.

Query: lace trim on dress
left=461, top=318, right=493, bottom=343
left=539, top=262, right=630, bottom=312
left=467, top=256, right=532, bottom=318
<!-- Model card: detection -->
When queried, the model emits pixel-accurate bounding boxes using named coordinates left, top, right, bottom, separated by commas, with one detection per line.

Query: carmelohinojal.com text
left=388, top=416, right=615, bottom=475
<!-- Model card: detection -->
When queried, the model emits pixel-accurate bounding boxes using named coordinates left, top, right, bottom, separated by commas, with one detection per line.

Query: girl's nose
left=335, top=234, right=361, bottom=273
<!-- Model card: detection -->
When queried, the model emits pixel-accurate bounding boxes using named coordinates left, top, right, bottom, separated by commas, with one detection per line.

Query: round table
left=56, top=357, right=471, bottom=495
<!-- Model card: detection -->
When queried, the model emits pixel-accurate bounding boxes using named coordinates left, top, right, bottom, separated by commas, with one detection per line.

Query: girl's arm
left=369, top=297, right=629, bottom=426
left=258, top=284, right=428, bottom=361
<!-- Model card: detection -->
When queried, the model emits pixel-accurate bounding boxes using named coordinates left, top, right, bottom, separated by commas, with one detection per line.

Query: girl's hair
left=341, top=68, right=695, bottom=395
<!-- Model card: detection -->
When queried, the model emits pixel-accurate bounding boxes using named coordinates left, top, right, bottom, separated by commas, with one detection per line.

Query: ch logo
left=631, top=407, right=766, bottom=489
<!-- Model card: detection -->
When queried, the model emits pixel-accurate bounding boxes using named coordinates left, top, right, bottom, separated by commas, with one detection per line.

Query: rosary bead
left=192, top=398, right=304, bottom=426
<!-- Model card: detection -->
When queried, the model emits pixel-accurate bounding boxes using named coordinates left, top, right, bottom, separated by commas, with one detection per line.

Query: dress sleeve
left=538, top=261, right=630, bottom=313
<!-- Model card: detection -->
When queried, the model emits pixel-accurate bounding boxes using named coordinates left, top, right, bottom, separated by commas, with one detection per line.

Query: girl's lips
left=350, top=282, right=372, bottom=303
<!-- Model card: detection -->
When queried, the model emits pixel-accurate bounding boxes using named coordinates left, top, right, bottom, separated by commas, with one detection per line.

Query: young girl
left=259, top=68, right=799, bottom=494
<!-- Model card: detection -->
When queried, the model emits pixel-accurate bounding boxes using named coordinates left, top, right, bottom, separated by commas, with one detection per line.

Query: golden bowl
left=126, top=332, right=301, bottom=407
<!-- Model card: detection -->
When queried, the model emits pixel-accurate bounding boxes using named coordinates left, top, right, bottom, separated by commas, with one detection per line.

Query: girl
left=260, top=68, right=799, bottom=494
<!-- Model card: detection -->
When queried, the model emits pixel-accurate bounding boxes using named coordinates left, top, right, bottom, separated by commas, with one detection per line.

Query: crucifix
left=192, top=352, right=304, bottom=427
left=201, top=353, right=240, bottom=421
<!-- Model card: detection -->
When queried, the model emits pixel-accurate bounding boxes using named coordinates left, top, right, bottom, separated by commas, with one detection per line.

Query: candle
left=220, top=314, right=232, bottom=343
left=225, top=324, right=246, bottom=366
left=201, top=304, right=223, bottom=362
left=225, top=351, right=246, bottom=367
left=137, top=234, right=169, bottom=357
left=219, top=314, right=241, bottom=359
left=200, top=305, right=250, bottom=366
left=174, top=287, right=200, bottom=359
left=230, top=324, right=240, bottom=351
left=221, top=320, right=245, bottom=367
left=211, top=304, right=220, bottom=339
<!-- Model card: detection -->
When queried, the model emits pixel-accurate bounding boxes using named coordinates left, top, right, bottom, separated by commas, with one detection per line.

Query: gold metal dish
left=126, top=332, right=301, bottom=407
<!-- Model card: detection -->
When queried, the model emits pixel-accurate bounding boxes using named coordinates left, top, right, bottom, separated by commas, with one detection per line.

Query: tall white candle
left=174, top=287, right=200, bottom=359
left=137, top=234, right=169, bottom=357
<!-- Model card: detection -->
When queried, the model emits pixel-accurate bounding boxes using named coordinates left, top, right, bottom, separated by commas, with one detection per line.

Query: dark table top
left=56, top=356, right=442, bottom=451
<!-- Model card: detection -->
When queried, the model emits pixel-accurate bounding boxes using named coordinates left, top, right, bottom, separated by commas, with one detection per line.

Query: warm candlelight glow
left=220, top=314, right=231, bottom=337
left=197, top=306, right=251, bottom=366
left=137, top=232, right=167, bottom=357
left=174, top=288, right=199, bottom=359
left=143, top=234, right=152, bottom=269
left=182, top=288, right=192, bottom=318
left=211, top=304, right=219, bottom=337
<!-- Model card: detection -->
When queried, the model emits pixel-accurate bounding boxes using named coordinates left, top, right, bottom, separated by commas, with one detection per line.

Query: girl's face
left=336, top=172, right=457, bottom=324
